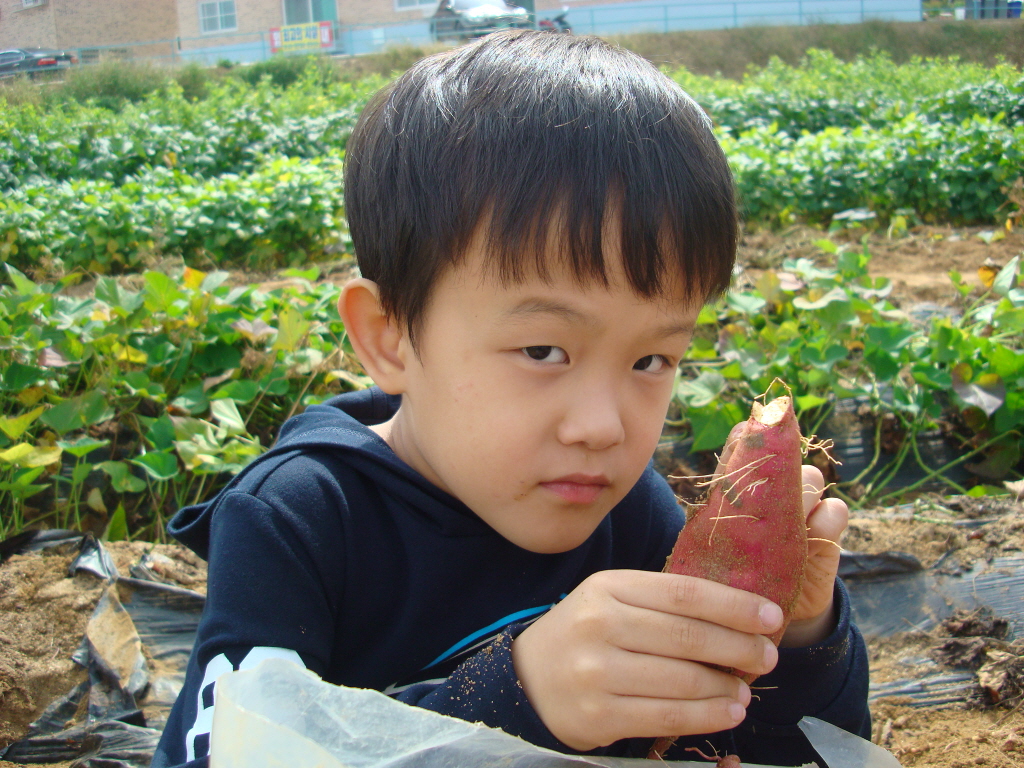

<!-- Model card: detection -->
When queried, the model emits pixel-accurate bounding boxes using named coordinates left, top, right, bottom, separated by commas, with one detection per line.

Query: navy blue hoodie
left=151, top=387, right=869, bottom=767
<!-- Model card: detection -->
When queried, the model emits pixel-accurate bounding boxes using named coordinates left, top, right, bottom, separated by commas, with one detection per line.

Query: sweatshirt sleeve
left=152, top=487, right=345, bottom=768
left=390, top=620, right=586, bottom=753
left=721, top=577, right=872, bottom=764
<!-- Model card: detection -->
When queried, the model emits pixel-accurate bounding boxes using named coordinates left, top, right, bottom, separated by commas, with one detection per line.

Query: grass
left=610, top=18, right=1024, bottom=78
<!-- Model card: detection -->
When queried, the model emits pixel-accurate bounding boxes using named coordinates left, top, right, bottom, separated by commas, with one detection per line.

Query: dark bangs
left=344, top=30, right=737, bottom=342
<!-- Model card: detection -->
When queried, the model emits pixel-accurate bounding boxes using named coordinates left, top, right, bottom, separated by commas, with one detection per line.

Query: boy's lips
left=539, top=474, right=610, bottom=504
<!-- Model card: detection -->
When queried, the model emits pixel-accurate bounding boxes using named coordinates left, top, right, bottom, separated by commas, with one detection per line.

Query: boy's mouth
left=539, top=474, right=610, bottom=504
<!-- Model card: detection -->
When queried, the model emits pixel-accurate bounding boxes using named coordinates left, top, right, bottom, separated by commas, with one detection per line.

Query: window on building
left=199, top=1, right=237, bottom=33
left=22, top=0, right=47, bottom=8
left=283, top=0, right=337, bottom=24
left=284, top=0, right=311, bottom=24
left=395, top=0, right=435, bottom=10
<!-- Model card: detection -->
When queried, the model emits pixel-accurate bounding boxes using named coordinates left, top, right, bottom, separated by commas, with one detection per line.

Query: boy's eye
left=634, top=355, right=670, bottom=373
left=522, top=346, right=568, bottom=364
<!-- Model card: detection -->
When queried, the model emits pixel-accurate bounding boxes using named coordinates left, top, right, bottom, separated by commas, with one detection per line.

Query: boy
left=152, top=31, right=868, bottom=768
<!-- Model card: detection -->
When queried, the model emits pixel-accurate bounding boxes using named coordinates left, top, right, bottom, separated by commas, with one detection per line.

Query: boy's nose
left=556, top=382, right=626, bottom=450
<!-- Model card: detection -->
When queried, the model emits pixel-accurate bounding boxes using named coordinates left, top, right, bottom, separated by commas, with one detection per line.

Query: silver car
left=430, top=0, right=532, bottom=41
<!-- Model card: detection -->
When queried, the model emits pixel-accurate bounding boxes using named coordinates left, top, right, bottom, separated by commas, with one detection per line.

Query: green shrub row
left=0, top=154, right=346, bottom=273
left=0, top=71, right=379, bottom=189
left=671, top=49, right=1024, bottom=135
left=6, top=50, right=1023, bottom=193
left=723, top=113, right=1024, bottom=224
left=2, top=113, right=1018, bottom=275
left=699, top=79, right=1024, bottom=137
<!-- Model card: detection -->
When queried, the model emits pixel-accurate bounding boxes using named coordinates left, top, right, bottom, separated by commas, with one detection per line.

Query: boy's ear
left=336, top=279, right=409, bottom=394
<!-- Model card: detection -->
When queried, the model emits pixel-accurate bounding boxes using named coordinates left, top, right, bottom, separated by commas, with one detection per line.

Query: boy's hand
left=510, top=570, right=783, bottom=751
left=781, top=463, right=848, bottom=647
left=715, top=423, right=849, bottom=648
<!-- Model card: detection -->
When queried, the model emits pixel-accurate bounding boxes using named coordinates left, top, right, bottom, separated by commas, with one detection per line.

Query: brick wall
left=0, top=0, right=176, bottom=54
left=53, top=0, right=177, bottom=53
left=336, top=0, right=433, bottom=26
left=0, top=0, right=58, bottom=49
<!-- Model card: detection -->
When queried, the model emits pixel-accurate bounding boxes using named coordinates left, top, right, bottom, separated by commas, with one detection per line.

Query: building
left=0, top=0, right=177, bottom=61
left=0, top=0, right=923, bottom=64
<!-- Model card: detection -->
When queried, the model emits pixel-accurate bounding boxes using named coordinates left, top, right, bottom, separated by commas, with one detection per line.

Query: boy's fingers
left=606, top=604, right=777, bottom=677
left=807, top=497, right=848, bottom=546
left=598, top=570, right=783, bottom=635
left=603, top=695, right=747, bottom=741
left=801, top=465, right=825, bottom=518
left=600, top=650, right=750, bottom=703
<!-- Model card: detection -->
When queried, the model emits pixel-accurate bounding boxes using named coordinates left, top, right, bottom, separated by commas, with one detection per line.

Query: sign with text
left=269, top=21, right=334, bottom=54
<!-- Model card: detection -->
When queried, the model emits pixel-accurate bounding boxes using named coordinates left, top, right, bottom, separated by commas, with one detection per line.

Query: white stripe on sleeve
left=184, top=647, right=304, bottom=762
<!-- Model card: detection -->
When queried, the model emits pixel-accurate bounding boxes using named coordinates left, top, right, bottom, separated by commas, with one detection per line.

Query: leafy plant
left=1, top=153, right=348, bottom=272
left=671, top=244, right=1024, bottom=507
left=0, top=263, right=370, bottom=540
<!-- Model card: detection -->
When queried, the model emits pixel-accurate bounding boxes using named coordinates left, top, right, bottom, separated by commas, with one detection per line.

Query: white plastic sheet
left=209, top=658, right=806, bottom=768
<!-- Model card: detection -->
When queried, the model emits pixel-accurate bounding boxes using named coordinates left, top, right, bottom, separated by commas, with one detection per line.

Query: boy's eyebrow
left=502, top=298, right=696, bottom=337
left=503, top=298, right=597, bottom=328
left=650, top=320, right=697, bottom=339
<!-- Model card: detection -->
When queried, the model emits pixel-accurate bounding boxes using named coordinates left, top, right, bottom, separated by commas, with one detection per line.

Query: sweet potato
left=649, top=395, right=808, bottom=760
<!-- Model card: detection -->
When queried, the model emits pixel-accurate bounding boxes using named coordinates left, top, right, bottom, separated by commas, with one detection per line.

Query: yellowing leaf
left=756, top=271, right=783, bottom=305
left=113, top=343, right=148, bottom=364
left=978, top=261, right=1001, bottom=289
left=17, top=387, right=46, bottom=407
left=183, top=267, right=207, bottom=291
left=0, top=406, right=46, bottom=440
left=0, top=443, right=62, bottom=467
left=0, top=443, right=35, bottom=464
left=91, top=306, right=112, bottom=322
left=87, top=486, right=108, bottom=514
left=272, top=306, right=310, bottom=352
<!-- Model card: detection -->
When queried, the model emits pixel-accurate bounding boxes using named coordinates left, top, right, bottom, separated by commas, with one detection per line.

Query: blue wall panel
left=181, top=0, right=923, bottom=63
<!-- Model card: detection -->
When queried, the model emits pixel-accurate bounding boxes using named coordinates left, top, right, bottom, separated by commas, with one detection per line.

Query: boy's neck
left=369, top=416, right=395, bottom=446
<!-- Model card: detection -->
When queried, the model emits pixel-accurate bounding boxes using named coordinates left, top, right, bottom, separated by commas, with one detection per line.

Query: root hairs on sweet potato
left=647, top=395, right=808, bottom=761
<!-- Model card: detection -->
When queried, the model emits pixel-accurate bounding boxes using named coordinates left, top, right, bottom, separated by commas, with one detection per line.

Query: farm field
left=1, top=25, right=1023, bottom=768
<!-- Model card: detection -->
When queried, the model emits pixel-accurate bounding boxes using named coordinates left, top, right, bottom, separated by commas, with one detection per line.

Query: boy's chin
left=498, top=524, right=604, bottom=555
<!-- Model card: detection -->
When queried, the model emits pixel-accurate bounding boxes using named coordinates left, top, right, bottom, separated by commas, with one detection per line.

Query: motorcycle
left=538, top=8, right=571, bottom=32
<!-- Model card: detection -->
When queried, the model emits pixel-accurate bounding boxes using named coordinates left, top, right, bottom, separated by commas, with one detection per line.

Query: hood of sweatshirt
left=166, top=387, right=498, bottom=558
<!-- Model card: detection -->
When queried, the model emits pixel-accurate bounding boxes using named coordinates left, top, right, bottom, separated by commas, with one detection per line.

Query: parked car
left=0, top=48, right=77, bottom=78
left=430, top=0, right=532, bottom=41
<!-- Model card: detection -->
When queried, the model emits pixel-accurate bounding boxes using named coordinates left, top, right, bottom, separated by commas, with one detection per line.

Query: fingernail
left=760, top=602, right=783, bottom=630
left=728, top=703, right=746, bottom=724
left=763, top=642, right=778, bottom=669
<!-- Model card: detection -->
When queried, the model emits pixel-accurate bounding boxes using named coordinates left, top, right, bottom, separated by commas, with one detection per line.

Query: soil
left=2, top=224, right=1023, bottom=767
left=0, top=540, right=206, bottom=767
left=2, top=503, right=1022, bottom=767
left=842, top=496, right=1024, bottom=570
left=737, top=223, right=1024, bottom=310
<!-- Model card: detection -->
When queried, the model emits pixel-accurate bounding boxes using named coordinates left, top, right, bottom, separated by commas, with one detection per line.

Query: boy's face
left=376, top=235, right=700, bottom=554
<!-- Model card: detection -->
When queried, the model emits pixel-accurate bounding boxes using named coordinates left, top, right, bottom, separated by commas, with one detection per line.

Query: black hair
left=344, top=30, right=737, bottom=344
